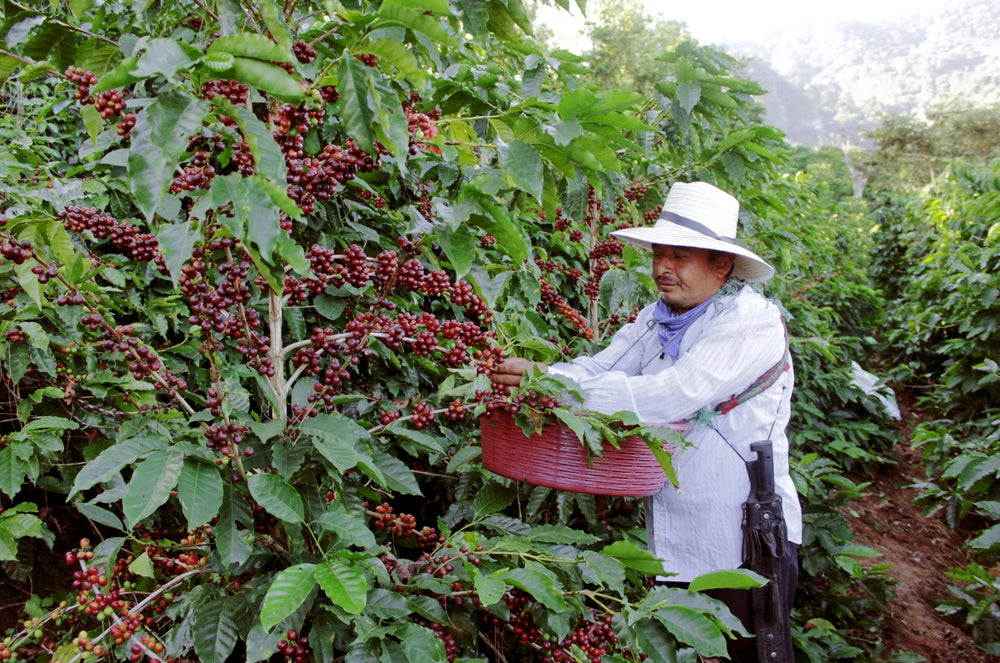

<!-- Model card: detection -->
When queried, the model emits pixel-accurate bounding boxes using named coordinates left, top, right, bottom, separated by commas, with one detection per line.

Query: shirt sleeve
left=548, top=295, right=786, bottom=424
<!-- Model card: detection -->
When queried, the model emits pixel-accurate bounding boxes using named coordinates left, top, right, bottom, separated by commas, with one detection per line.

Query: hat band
left=659, top=211, right=735, bottom=244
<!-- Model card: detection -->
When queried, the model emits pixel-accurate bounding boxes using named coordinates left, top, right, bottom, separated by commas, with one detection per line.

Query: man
left=491, top=181, right=802, bottom=662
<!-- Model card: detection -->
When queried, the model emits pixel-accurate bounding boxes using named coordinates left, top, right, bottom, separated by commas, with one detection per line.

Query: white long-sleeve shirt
left=548, top=285, right=803, bottom=582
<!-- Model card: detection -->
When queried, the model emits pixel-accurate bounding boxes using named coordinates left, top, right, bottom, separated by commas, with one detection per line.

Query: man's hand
left=490, top=357, right=548, bottom=389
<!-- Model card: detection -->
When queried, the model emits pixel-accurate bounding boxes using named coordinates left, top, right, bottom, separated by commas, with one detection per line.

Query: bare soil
left=847, top=392, right=996, bottom=662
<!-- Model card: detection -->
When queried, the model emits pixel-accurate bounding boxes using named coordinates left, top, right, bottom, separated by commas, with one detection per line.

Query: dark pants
left=665, top=544, right=799, bottom=663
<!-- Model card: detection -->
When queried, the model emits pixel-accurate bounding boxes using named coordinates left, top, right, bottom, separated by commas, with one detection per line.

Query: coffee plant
left=0, top=0, right=905, bottom=661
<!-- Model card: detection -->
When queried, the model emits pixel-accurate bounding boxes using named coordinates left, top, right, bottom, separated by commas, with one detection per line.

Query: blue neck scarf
left=652, top=296, right=716, bottom=360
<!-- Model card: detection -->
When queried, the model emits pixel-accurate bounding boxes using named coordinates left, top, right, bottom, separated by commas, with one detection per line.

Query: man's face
left=651, top=244, right=734, bottom=313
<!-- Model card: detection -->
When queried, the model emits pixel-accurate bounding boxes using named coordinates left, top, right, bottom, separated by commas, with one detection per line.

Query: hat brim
left=611, top=224, right=775, bottom=282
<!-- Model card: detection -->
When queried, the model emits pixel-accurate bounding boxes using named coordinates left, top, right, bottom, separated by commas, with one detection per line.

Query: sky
left=538, top=0, right=950, bottom=50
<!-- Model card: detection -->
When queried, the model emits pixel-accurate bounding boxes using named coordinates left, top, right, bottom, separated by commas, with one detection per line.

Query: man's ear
left=717, top=253, right=735, bottom=278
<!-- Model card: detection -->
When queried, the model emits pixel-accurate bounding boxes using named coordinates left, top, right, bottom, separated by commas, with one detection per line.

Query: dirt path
left=847, top=396, right=993, bottom=662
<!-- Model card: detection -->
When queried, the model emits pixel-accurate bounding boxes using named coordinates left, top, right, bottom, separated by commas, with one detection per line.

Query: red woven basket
left=480, top=409, right=684, bottom=497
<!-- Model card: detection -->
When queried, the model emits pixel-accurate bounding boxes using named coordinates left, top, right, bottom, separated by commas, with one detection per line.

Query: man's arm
left=565, top=300, right=786, bottom=423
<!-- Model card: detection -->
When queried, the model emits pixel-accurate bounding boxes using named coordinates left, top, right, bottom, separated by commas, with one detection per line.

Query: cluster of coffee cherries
left=276, top=629, right=312, bottom=662
left=96, top=325, right=189, bottom=393
left=370, top=502, right=418, bottom=536
left=29, top=264, right=59, bottom=284
left=58, top=205, right=168, bottom=274
left=286, top=139, right=380, bottom=215
left=410, top=399, right=435, bottom=429
left=64, top=66, right=98, bottom=102
left=292, top=39, right=317, bottom=63
left=204, top=421, right=250, bottom=456
left=480, top=591, right=631, bottom=663
left=402, top=93, right=441, bottom=155
left=179, top=239, right=275, bottom=377
left=3, top=328, right=26, bottom=343
left=540, top=277, right=592, bottom=338
left=536, top=257, right=584, bottom=283
left=541, top=614, right=627, bottom=663
left=201, top=79, right=250, bottom=106
left=0, top=238, right=32, bottom=264
left=93, top=89, right=127, bottom=120
left=585, top=238, right=624, bottom=300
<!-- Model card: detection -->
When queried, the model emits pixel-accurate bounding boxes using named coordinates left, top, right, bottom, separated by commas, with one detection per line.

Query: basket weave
left=480, top=409, right=682, bottom=497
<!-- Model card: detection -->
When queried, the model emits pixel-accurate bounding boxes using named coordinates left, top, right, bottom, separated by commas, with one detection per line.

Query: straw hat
left=611, top=181, right=775, bottom=282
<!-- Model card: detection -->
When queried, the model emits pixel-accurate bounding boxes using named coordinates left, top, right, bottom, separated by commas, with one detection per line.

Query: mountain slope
left=728, top=0, right=1000, bottom=146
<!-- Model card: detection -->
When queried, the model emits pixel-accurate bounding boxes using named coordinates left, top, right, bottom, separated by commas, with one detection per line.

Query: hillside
left=727, top=0, right=1000, bottom=146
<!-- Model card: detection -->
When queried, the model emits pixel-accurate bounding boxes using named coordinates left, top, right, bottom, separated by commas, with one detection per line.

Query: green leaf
left=0, top=529, right=16, bottom=561
left=393, top=623, right=445, bottom=663
left=209, top=98, right=288, bottom=184
left=472, top=482, right=514, bottom=519
left=369, top=449, right=421, bottom=495
left=217, top=483, right=253, bottom=568
left=674, top=56, right=695, bottom=84
left=70, top=434, right=169, bottom=497
left=207, top=33, right=295, bottom=63
left=688, top=569, right=766, bottom=592
left=247, top=473, right=304, bottom=524
left=602, top=540, right=666, bottom=575
left=92, top=56, right=141, bottom=92
left=128, top=551, right=156, bottom=578
left=230, top=56, right=304, bottom=103
left=314, top=505, right=377, bottom=549
left=468, top=198, right=529, bottom=264
left=123, top=449, right=184, bottom=526
left=654, top=605, right=728, bottom=658
left=435, top=224, right=477, bottom=280
left=445, top=445, right=481, bottom=472
left=498, top=140, right=543, bottom=202
left=408, top=594, right=449, bottom=624
left=259, top=3, right=292, bottom=51
left=0, top=446, right=30, bottom=499
left=676, top=82, right=701, bottom=115
left=334, top=52, right=378, bottom=153
left=21, top=21, right=65, bottom=62
left=472, top=568, right=507, bottom=607
left=315, top=559, right=368, bottom=615
left=156, top=221, right=201, bottom=287
left=968, top=524, right=1000, bottom=550
left=630, top=618, right=678, bottom=663
left=553, top=118, right=582, bottom=146
left=580, top=550, right=625, bottom=596
left=382, top=423, right=445, bottom=454
left=0, top=508, right=52, bottom=561
left=261, top=563, right=317, bottom=629
left=302, top=413, right=368, bottom=470
left=129, top=38, right=199, bottom=79
left=177, top=459, right=224, bottom=530
left=957, top=454, right=1000, bottom=491
left=194, top=597, right=242, bottom=663
left=128, top=90, right=211, bottom=220
left=74, top=502, right=124, bottom=531
left=375, top=5, right=456, bottom=45
left=80, top=103, right=103, bottom=144
left=527, top=524, right=599, bottom=545
left=363, top=38, right=426, bottom=85
left=504, top=563, right=568, bottom=612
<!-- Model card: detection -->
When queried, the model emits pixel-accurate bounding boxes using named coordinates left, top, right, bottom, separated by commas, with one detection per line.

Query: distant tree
left=861, top=113, right=938, bottom=192
left=582, top=0, right=686, bottom=96
left=926, top=102, right=1000, bottom=168
left=861, top=103, right=1000, bottom=193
